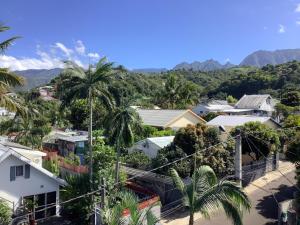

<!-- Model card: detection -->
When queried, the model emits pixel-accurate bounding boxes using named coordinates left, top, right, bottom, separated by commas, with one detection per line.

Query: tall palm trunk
left=88, top=87, right=93, bottom=188
left=189, top=212, right=194, bottom=225
left=115, top=142, right=120, bottom=183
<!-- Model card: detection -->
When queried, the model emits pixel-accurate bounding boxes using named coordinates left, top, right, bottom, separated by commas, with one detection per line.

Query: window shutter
left=25, top=164, right=30, bottom=179
left=10, top=166, right=15, bottom=181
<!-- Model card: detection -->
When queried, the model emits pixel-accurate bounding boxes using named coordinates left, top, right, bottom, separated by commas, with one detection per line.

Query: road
left=195, top=171, right=296, bottom=225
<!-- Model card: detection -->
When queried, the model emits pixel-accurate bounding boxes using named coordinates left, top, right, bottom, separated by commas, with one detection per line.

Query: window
left=77, top=141, right=85, bottom=148
left=15, top=165, right=24, bottom=177
left=10, top=164, right=30, bottom=181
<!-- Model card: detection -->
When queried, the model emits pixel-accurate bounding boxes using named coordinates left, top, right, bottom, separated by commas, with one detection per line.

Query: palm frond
left=170, top=168, right=186, bottom=194
left=219, top=200, right=243, bottom=225
left=0, top=37, right=20, bottom=53
left=0, top=68, right=25, bottom=86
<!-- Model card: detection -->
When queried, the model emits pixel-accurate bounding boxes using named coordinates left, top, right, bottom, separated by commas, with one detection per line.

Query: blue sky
left=1, top=0, right=300, bottom=70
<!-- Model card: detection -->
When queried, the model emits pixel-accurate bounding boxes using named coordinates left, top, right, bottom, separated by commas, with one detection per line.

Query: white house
left=192, top=100, right=234, bottom=115
left=136, top=109, right=206, bottom=130
left=129, top=136, right=175, bottom=158
left=0, top=142, right=66, bottom=220
left=224, top=94, right=278, bottom=116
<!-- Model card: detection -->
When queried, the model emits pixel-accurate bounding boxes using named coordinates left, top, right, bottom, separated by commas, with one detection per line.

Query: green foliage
left=155, top=73, right=200, bottom=109
left=202, top=112, right=218, bottom=122
left=284, top=115, right=300, bottom=128
left=0, top=200, right=12, bottom=225
left=231, top=122, right=280, bottom=160
left=61, top=174, right=93, bottom=225
left=43, top=158, right=59, bottom=176
left=152, top=144, right=191, bottom=177
left=123, top=151, right=151, bottom=169
left=102, top=191, right=158, bottom=225
left=226, top=95, right=237, bottom=104
left=285, top=134, right=300, bottom=165
left=153, top=124, right=234, bottom=177
left=281, top=91, right=300, bottom=107
left=64, top=152, right=81, bottom=166
left=92, top=141, right=116, bottom=170
left=170, top=165, right=251, bottom=225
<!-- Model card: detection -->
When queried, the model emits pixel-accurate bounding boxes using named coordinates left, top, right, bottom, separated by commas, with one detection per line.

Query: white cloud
left=278, top=24, right=286, bottom=33
left=296, top=21, right=300, bottom=25
left=55, top=42, right=73, bottom=58
left=0, top=54, right=64, bottom=71
left=75, top=40, right=86, bottom=55
left=87, top=52, right=100, bottom=60
left=296, top=3, right=300, bottom=12
left=0, top=40, right=102, bottom=70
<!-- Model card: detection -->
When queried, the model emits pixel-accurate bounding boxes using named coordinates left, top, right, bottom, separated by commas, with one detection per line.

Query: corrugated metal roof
left=136, top=109, right=188, bottom=127
left=147, top=136, right=175, bottom=148
left=207, top=115, right=274, bottom=127
left=58, top=135, right=88, bottom=143
left=235, top=94, right=273, bottom=110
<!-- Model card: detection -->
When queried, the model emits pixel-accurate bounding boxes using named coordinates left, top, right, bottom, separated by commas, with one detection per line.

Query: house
left=0, top=141, right=66, bottom=220
left=206, top=115, right=281, bottom=133
left=56, top=135, right=88, bottom=164
left=129, top=136, right=175, bottom=158
left=224, top=94, right=278, bottom=116
left=39, top=86, right=55, bottom=101
left=193, top=100, right=234, bottom=115
left=43, top=130, right=88, bottom=165
left=136, top=109, right=206, bottom=130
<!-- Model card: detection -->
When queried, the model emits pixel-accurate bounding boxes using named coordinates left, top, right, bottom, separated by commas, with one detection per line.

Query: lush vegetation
left=0, top=200, right=12, bottom=225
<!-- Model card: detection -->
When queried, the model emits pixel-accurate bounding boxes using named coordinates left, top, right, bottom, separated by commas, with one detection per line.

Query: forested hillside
left=19, top=61, right=300, bottom=110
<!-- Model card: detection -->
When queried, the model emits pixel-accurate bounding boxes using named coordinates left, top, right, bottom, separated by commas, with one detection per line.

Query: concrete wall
left=168, top=112, right=203, bottom=129
left=0, top=155, right=60, bottom=208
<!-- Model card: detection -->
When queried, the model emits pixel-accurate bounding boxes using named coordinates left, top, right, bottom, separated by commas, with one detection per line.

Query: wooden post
left=235, top=134, right=242, bottom=186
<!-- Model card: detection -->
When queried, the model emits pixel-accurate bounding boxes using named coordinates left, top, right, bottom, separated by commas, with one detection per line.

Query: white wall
left=0, top=155, right=60, bottom=208
left=129, top=141, right=161, bottom=159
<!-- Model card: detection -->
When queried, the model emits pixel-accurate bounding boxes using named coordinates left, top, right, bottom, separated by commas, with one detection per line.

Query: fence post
left=235, top=134, right=242, bottom=186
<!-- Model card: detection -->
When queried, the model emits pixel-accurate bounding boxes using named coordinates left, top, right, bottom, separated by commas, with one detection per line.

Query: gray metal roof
left=235, top=94, right=273, bottom=110
left=136, top=109, right=188, bottom=127
left=58, top=135, right=88, bottom=143
left=207, top=115, right=275, bottom=127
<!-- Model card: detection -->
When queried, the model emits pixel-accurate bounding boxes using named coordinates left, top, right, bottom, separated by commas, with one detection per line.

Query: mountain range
left=239, top=49, right=300, bottom=67
left=173, top=59, right=236, bottom=71
left=11, top=48, right=300, bottom=90
left=14, top=68, right=62, bottom=91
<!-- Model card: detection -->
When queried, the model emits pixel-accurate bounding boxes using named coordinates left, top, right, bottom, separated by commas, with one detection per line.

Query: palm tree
left=60, top=58, right=114, bottom=184
left=0, top=25, right=24, bottom=111
left=109, top=107, right=141, bottom=183
left=102, top=191, right=158, bottom=225
left=0, top=24, right=20, bottom=53
left=170, top=165, right=251, bottom=225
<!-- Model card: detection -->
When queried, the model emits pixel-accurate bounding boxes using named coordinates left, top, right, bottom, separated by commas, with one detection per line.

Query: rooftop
left=146, top=136, right=175, bottom=148
left=207, top=115, right=274, bottom=127
left=57, top=135, right=88, bottom=143
left=235, top=94, right=275, bottom=110
left=136, top=109, right=204, bottom=127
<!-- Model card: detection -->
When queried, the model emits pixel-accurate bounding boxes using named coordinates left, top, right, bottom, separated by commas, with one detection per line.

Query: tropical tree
left=59, top=58, right=114, bottom=184
left=170, top=166, right=251, bottom=225
left=102, top=191, right=158, bottom=225
left=0, top=24, right=24, bottom=112
left=109, top=107, right=141, bottom=182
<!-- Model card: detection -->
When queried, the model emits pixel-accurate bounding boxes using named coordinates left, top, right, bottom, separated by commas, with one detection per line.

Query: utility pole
left=100, top=177, right=106, bottom=209
left=235, top=133, right=242, bottom=186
